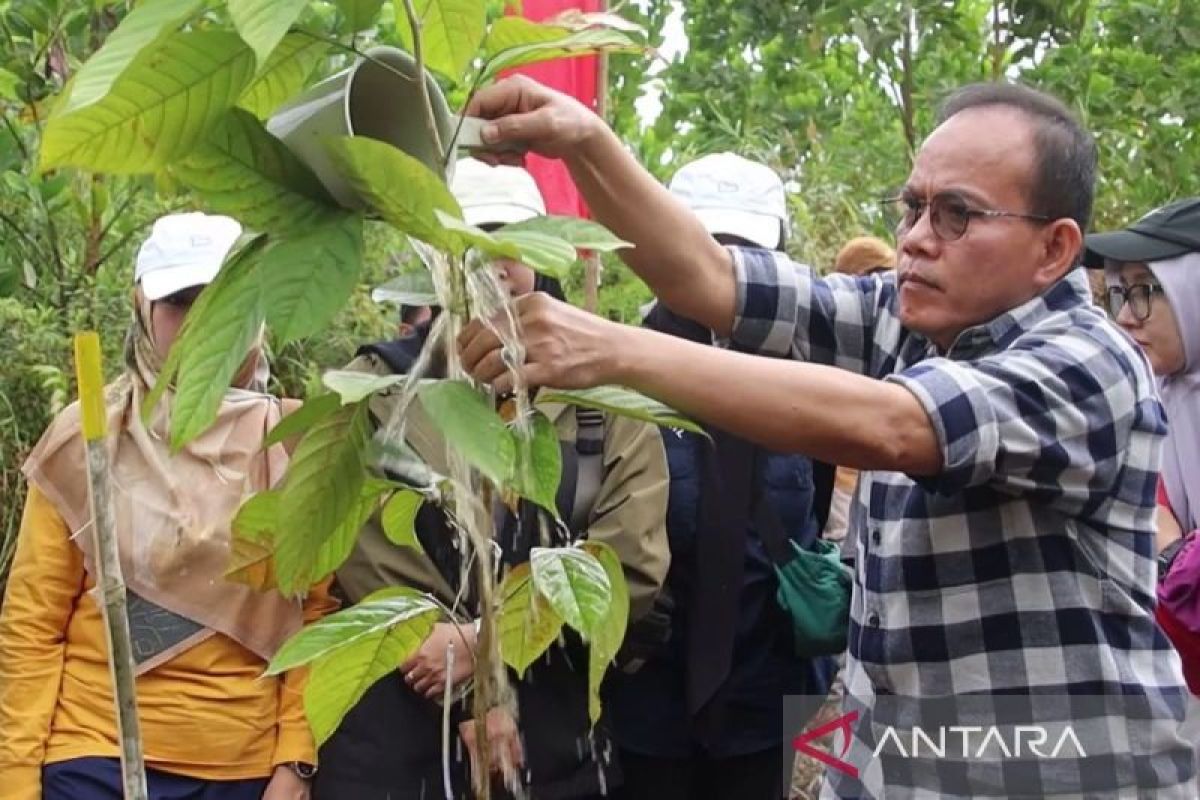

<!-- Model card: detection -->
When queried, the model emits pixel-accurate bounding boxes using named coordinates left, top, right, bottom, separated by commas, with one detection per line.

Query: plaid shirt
left=728, top=248, right=1195, bottom=798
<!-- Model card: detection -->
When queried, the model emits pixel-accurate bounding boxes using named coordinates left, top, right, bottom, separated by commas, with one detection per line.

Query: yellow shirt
left=0, top=485, right=336, bottom=800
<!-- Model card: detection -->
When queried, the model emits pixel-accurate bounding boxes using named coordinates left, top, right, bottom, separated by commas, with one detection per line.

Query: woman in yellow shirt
left=0, top=213, right=335, bottom=800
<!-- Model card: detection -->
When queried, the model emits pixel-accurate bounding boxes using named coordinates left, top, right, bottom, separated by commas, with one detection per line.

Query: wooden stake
left=74, top=332, right=148, bottom=800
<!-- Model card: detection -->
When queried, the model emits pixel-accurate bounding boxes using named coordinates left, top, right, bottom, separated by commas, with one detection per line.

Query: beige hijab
left=22, top=293, right=301, bottom=673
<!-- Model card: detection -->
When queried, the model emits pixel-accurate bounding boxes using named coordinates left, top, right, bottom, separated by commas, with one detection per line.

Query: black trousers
left=612, top=747, right=787, bottom=800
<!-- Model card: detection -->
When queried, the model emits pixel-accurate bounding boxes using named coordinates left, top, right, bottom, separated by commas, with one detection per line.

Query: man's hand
left=458, top=292, right=624, bottom=394
left=464, top=75, right=608, bottom=164
left=401, top=621, right=477, bottom=699
left=262, top=766, right=310, bottom=800
left=459, top=707, right=525, bottom=783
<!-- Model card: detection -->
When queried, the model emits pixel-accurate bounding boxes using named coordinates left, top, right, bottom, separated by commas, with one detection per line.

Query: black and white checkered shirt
left=728, top=248, right=1195, bottom=798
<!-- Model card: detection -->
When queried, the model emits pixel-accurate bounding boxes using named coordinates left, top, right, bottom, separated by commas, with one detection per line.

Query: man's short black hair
left=939, top=82, right=1097, bottom=233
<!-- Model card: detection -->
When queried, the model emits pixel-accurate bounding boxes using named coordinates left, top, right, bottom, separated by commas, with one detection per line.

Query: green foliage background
left=3, top=0, right=1200, bottom=595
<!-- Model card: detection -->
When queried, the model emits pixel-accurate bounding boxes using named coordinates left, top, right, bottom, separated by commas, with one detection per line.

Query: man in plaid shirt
left=458, top=81, right=1196, bottom=797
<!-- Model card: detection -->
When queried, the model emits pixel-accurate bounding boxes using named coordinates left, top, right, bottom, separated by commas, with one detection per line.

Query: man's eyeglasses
left=1105, top=283, right=1165, bottom=323
left=883, top=193, right=1052, bottom=242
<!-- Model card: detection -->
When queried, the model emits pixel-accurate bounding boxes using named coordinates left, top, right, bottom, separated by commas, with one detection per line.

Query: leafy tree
left=610, top=0, right=1200, bottom=281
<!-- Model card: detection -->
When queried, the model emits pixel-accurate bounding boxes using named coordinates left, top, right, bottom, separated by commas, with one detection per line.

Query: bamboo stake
left=74, top=332, right=148, bottom=800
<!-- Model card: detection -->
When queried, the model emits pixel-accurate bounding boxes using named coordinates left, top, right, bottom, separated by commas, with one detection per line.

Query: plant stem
left=294, top=29, right=418, bottom=87
left=0, top=208, right=45, bottom=261
left=400, top=0, right=446, bottom=160
left=441, top=642, right=456, bottom=800
left=1, top=112, right=29, bottom=162
left=444, top=69, right=487, bottom=171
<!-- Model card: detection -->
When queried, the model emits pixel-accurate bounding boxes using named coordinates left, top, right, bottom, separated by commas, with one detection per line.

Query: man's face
left=896, top=107, right=1062, bottom=350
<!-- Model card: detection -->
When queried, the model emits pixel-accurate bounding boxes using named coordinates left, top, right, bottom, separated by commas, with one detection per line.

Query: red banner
left=505, top=0, right=602, bottom=218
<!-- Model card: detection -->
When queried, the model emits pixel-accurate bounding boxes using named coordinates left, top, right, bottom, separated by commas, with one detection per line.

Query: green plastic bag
left=774, top=539, right=852, bottom=657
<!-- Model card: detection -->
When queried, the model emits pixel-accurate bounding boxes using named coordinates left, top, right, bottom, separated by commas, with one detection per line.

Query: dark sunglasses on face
left=883, top=192, right=1052, bottom=242
left=1106, top=283, right=1165, bottom=322
left=156, top=287, right=205, bottom=309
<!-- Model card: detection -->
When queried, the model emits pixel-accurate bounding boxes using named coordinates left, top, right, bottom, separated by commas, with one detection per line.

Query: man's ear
left=1033, top=218, right=1083, bottom=290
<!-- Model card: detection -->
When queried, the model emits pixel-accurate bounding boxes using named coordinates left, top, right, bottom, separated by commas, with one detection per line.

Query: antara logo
left=792, top=710, right=861, bottom=779
left=793, top=709, right=1088, bottom=782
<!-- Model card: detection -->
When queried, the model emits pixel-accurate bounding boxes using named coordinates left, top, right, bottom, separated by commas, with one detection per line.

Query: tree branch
left=400, top=0, right=446, bottom=162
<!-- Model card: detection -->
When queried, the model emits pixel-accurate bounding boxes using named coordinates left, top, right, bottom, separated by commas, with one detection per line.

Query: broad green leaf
left=512, top=411, right=561, bottom=515
left=275, top=403, right=371, bottom=595
left=381, top=489, right=424, bottom=550
left=371, top=271, right=438, bottom=307
left=501, top=215, right=632, bottom=253
left=335, top=0, right=386, bottom=32
left=265, top=393, right=341, bottom=447
left=56, top=0, right=204, bottom=116
left=269, top=586, right=438, bottom=673
left=303, top=603, right=439, bottom=743
left=227, top=489, right=281, bottom=590
left=417, top=380, right=515, bottom=485
left=167, top=237, right=268, bottom=449
left=581, top=540, right=629, bottom=723
left=322, top=370, right=404, bottom=404
left=326, top=136, right=462, bottom=250
left=481, top=27, right=641, bottom=83
left=260, top=215, right=364, bottom=342
left=172, top=108, right=339, bottom=235
left=545, top=9, right=645, bottom=34
left=228, top=0, right=310, bottom=68
left=40, top=31, right=257, bottom=174
left=309, top=477, right=394, bottom=584
left=483, top=17, right=570, bottom=58
left=540, top=386, right=706, bottom=436
left=492, top=229, right=577, bottom=279
left=529, top=546, right=611, bottom=637
left=238, top=33, right=328, bottom=118
left=433, top=209, right=520, bottom=259
left=396, top=0, right=487, bottom=81
left=498, top=562, right=564, bottom=678
left=143, top=235, right=269, bottom=423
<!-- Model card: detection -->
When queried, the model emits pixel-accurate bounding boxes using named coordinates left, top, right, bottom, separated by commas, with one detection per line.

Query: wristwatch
left=285, top=761, right=317, bottom=780
left=1158, top=534, right=1191, bottom=583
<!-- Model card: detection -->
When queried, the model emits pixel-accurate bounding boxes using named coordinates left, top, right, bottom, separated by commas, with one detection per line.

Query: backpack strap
left=570, top=407, right=606, bottom=535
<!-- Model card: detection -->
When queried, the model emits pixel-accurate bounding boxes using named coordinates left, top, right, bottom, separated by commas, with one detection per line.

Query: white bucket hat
left=134, top=212, right=242, bottom=300
left=668, top=152, right=788, bottom=250
left=451, top=157, right=546, bottom=228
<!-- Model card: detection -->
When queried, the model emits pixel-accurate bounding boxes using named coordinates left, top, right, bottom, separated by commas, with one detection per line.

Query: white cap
left=451, top=157, right=545, bottom=227
left=668, top=153, right=788, bottom=250
left=134, top=212, right=242, bottom=300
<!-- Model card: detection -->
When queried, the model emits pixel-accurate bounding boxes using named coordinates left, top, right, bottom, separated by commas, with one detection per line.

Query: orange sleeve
left=271, top=577, right=339, bottom=767
left=0, top=485, right=85, bottom=800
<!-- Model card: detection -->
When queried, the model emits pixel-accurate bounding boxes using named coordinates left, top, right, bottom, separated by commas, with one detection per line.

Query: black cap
left=1084, top=197, right=1200, bottom=268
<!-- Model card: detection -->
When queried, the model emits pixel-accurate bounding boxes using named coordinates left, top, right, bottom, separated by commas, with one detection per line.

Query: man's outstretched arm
left=467, top=76, right=737, bottom=335
left=458, top=295, right=941, bottom=475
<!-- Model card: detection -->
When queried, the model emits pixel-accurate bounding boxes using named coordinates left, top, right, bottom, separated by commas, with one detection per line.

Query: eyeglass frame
left=882, top=192, right=1053, bottom=242
left=1105, top=283, right=1165, bottom=323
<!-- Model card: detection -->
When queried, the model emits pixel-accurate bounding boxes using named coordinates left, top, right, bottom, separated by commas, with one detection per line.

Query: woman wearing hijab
left=1087, top=197, right=1200, bottom=693
left=0, top=212, right=335, bottom=799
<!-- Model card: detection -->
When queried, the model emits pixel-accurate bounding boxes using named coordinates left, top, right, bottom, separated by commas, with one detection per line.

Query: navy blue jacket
left=606, top=428, right=834, bottom=758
